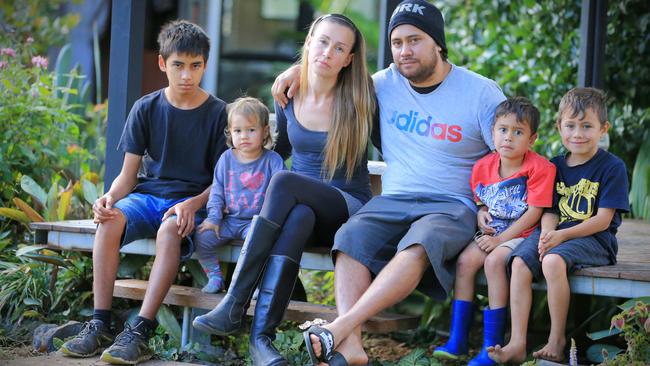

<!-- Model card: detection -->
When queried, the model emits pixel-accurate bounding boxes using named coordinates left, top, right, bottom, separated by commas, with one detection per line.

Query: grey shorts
left=506, top=228, right=615, bottom=280
left=333, top=194, right=476, bottom=299
left=335, top=188, right=365, bottom=216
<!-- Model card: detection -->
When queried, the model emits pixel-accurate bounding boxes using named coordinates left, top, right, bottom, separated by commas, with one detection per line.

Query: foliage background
left=1, top=0, right=649, bottom=364
left=443, top=0, right=650, bottom=171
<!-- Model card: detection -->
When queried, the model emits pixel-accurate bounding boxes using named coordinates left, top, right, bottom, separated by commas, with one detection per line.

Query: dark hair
left=157, top=20, right=210, bottom=62
left=494, top=96, right=540, bottom=134
left=557, top=87, right=608, bottom=126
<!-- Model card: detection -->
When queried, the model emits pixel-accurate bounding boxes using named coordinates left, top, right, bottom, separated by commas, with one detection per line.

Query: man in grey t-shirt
left=274, top=1, right=505, bottom=363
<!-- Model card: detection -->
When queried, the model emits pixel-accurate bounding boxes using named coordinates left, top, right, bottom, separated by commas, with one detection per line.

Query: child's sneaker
left=100, top=321, right=153, bottom=365
left=201, top=276, right=225, bottom=293
left=59, top=319, right=114, bottom=357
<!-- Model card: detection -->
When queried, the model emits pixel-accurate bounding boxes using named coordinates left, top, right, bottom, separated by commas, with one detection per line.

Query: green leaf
left=155, top=305, right=181, bottom=342
left=185, top=259, right=208, bottom=287
left=20, top=175, right=47, bottom=207
left=46, top=181, right=59, bottom=222
left=22, top=310, right=42, bottom=318
left=21, top=253, right=69, bottom=267
left=81, top=178, right=98, bottom=205
left=53, top=337, right=64, bottom=350
left=13, top=197, right=44, bottom=222
left=0, top=208, right=31, bottom=224
left=15, top=245, right=48, bottom=257
left=57, top=189, right=72, bottom=220
left=398, top=348, right=429, bottom=366
left=587, top=327, right=622, bottom=340
left=23, top=298, right=41, bottom=306
left=117, top=254, right=151, bottom=278
left=618, top=296, right=650, bottom=311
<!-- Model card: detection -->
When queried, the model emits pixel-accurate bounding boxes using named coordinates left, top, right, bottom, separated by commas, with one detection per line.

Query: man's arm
left=271, top=65, right=301, bottom=108
left=93, top=152, right=141, bottom=223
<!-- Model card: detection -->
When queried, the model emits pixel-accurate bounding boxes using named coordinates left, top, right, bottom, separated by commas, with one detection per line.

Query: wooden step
left=114, top=279, right=419, bottom=333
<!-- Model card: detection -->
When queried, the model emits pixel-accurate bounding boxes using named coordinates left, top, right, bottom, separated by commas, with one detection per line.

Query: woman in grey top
left=193, top=13, right=376, bottom=366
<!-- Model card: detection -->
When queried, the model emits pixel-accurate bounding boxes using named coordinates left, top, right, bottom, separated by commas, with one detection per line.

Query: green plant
left=598, top=298, right=650, bottom=365
left=0, top=1, right=79, bottom=56
left=444, top=1, right=650, bottom=166
left=629, top=132, right=650, bottom=220
left=0, top=245, right=92, bottom=325
left=273, top=329, right=311, bottom=366
left=0, top=43, right=102, bottom=210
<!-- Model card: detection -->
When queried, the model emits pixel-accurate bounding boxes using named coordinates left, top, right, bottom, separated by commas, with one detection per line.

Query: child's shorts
left=473, top=231, right=524, bottom=251
left=113, top=192, right=206, bottom=261
left=193, top=217, right=252, bottom=258
left=506, top=228, right=614, bottom=280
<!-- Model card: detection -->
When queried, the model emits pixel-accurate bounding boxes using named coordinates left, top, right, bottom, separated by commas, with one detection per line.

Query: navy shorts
left=506, top=228, right=615, bottom=280
left=333, top=195, right=476, bottom=299
left=114, top=192, right=206, bottom=261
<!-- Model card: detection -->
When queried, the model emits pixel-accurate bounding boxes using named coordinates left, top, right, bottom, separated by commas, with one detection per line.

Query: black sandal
left=303, top=325, right=335, bottom=365
left=327, top=351, right=349, bottom=366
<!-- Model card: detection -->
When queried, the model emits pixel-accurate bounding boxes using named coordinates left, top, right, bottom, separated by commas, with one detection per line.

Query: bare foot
left=532, top=339, right=566, bottom=362
left=487, top=343, right=527, bottom=364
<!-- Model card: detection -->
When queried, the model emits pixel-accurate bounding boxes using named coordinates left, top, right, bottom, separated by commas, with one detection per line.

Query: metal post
left=578, top=0, right=607, bottom=88
left=377, top=0, right=401, bottom=71
left=201, top=0, right=222, bottom=96
left=104, top=0, right=145, bottom=191
left=181, top=306, right=190, bottom=348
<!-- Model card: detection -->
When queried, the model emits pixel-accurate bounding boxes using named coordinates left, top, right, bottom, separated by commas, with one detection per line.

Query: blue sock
left=93, top=309, right=111, bottom=328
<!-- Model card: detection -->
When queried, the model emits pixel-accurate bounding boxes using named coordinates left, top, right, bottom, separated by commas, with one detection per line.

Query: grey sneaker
left=100, top=322, right=153, bottom=365
left=59, top=319, right=114, bottom=357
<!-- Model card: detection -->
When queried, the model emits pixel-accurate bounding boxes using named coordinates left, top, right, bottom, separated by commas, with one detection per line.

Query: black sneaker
left=100, top=322, right=153, bottom=365
left=59, top=319, right=114, bottom=357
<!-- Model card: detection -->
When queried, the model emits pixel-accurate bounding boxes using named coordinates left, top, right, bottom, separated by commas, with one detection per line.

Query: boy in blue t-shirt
left=488, top=88, right=630, bottom=364
left=60, top=20, right=228, bottom=364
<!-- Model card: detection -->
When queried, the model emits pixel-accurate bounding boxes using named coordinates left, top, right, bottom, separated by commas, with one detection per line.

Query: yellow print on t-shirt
left=557, top=178, right=600, bottom=224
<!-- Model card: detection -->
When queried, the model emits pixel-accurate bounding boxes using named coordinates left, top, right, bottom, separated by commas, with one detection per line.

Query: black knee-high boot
left=249, top=255, right=299, bottom=366
left=192, top=215, right=280, bottom=335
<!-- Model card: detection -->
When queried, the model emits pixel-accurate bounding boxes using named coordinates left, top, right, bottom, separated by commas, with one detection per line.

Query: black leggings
left=259, top=171, right=350, bottom=262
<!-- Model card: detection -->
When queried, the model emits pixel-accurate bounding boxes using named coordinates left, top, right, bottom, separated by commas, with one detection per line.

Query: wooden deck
left=30, top=219, right=650, bottom=298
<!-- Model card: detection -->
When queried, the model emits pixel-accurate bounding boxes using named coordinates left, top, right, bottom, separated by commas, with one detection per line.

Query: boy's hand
left=476, top=234, right=502, bottom=253
left=538, top=229, right=565, bottom=258
left=162, top=199, right=201, bottom=238
left=93, top=194, right=118, bottom=223
left=197, top=221, right=220, bottom=238
left=477, top=208, right=496, bottom=235
left=271, top=65, right=301, bottom=108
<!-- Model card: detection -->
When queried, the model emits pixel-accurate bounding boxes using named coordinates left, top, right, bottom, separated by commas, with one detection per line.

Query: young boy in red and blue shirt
left=435, top=97, right=556, bottom=366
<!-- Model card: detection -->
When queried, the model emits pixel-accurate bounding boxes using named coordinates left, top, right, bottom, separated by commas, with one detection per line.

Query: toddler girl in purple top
left=195, top=97, right=285, bottom=293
